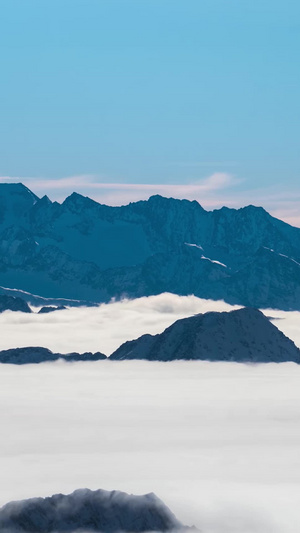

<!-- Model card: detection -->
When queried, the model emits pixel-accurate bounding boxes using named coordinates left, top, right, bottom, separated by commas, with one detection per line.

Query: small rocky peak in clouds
left=0, top=488, right=187, bottom=532
left=38, top=305, right=67, bottom=314
left=0, top=294, right=32, bottom=314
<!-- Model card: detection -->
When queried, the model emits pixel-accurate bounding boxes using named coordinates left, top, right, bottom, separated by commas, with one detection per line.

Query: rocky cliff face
left=0, top=488, right=185, bottom=532
left=110, top=308, right=300, bottom=363
left=0, top=183, right=300, bottom=309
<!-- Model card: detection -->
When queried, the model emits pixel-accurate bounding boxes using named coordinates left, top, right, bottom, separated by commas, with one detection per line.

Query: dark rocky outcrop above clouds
left=0, top=294, right=32, bottom=313
left=0, top=488, right=186, bottom=533
left=110, top=307, right=300, bottom=363
left=0, top=183, right=300, bottom=309
left=0, top=346, right=107, bottom=364
left=38, top=305, right=67, bottom=313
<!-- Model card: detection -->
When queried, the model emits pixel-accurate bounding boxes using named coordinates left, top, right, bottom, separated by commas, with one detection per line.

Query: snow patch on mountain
left=200, top=255, right=227, bottom=267
left=263, top=246, right=300, bottom=267
left=184, top=243, right=204, bottom=250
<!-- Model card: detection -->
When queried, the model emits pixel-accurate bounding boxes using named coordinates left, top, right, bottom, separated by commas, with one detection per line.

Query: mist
left=0, top=360, right=300, bottom=532
left=0, top=294, right=240, bottom=354
left=1, top=293, right=300, bottom=532
left=0, top=293, right=299, bottom=355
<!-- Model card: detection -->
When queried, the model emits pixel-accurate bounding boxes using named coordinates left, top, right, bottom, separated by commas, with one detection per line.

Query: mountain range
left=1, top=308, right=299, bottom=364
left=0, top=488, right=186, bottom=533
left=0, top=182, right=300, bottom=309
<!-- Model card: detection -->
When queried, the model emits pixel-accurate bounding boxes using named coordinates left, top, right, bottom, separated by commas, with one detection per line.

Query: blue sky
left=0, top=0, right=299, bottom=223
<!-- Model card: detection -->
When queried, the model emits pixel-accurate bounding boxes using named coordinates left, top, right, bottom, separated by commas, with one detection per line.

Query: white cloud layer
left=0, top=293, right=299, bottom=356
left=0, top=360, right=300, bottom=533
left=0, top=294, right=241, bottom=355
left=0, top=295, right=300, bottom=532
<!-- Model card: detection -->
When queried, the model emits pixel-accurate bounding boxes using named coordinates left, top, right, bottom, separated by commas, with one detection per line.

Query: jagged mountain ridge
left=0, top=488, right=185, bottom=532
left=110, top=308, right=300, bottom=362
left=0, top=346, right=107, bottom=364
left=0, top=183, right=300, bottom=308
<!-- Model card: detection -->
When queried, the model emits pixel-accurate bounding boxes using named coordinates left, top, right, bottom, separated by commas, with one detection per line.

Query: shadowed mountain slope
left=110, top=308, right=300, bottom=363
left=0, top=294, right=32, bottom=313
left=1, top=183, right=300, bottom=309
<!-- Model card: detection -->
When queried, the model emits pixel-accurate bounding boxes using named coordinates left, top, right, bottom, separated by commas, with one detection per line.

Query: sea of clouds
left=0, top=292, right=299, bottom=355
left=1, top=293, right=300, bottom=532
left=0, top=360, right=300, bottom=532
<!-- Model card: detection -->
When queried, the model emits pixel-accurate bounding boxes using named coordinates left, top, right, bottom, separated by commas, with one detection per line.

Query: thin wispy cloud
left=0, top=172, right=241, bottom=210
left=0, top=172, right=241, bottom=207
left=25, top=175, right=98, bottom=191
left=16, top=172, right=238, bottom=196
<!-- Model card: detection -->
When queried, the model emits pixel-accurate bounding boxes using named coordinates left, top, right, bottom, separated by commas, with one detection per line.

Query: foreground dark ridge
left=0, top=183, right=300, bottom=309
left=0, top=347, right=107, bottom=364
left=0, top=488, right=187, bottom=533
left=110, top=307, right=300, bottom=363
left=1, top=308, right=299, bottom=364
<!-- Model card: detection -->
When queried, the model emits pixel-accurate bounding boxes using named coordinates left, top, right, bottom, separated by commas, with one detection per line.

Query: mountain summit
left=110, top=308, right=300, bottom=363
left=0, top=183, right=300, bottom=309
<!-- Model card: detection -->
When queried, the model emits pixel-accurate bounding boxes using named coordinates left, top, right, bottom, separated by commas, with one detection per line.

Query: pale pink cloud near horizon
left=0, top=173, right=300, bottom=227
